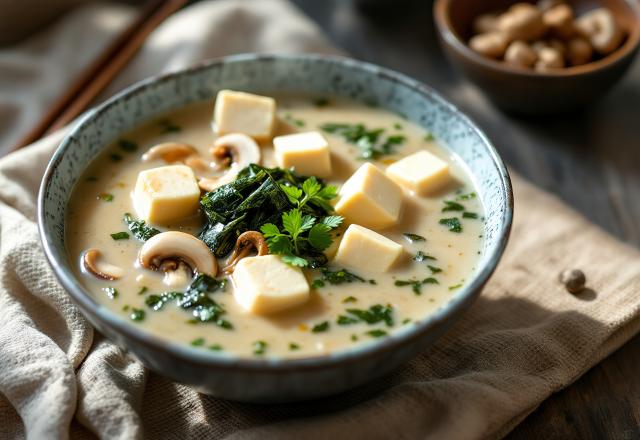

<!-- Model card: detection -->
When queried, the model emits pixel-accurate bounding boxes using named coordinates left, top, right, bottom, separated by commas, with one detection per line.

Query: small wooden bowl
left=434, top=0, right=640, bottom=114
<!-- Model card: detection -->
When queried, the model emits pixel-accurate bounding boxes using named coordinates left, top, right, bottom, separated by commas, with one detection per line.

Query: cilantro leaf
left=282, top=254, right=309, bottom=267
left=321, top=215, right=343, bottom=228
left=307, top=223, right=332, bottom=251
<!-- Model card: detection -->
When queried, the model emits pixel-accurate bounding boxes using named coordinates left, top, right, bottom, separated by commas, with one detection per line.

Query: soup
left=66, top=91, right=484, bottom=358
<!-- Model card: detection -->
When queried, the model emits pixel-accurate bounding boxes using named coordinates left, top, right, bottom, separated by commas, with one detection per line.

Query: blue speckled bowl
left=38, top=54, right=512, bottom=402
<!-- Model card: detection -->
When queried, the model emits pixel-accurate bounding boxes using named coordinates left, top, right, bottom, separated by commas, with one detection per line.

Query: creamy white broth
left=66, top=94, right=484, bottom=358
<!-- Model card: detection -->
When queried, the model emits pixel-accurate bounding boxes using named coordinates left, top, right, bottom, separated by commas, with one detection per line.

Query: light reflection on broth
left=66, top=94, right=484, bottom=358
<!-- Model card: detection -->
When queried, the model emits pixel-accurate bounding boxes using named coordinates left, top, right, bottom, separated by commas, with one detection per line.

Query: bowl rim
left=433, top=0, right=640, bottom=78
left=38, top=53, right=513, bottom=372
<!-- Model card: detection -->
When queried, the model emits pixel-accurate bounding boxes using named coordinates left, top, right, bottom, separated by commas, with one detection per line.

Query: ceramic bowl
left=434, top=0, right=640, bottom=114
left=38, top=54, right=512, bottom=403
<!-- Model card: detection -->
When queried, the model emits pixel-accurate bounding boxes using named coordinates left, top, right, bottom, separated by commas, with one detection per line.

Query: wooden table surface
left=292, top=0, right=640, bottom=437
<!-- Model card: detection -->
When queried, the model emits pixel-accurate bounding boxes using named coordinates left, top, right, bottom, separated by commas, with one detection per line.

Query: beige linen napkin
left=1, top=1, right=639, bottom=439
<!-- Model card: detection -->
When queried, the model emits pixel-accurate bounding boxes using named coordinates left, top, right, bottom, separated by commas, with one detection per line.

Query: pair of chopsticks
left=10, top=0, right=189, bottom=153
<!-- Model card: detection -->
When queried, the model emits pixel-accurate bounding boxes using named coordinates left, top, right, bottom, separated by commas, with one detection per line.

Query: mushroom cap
left=138, top=231, right=218, bottom=276
left=199, top=133, right=261, bottom=191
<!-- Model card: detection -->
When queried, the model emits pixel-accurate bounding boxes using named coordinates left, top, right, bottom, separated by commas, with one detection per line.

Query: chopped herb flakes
left=463, top=212, right=479, bottom=219
left=314, top=97, right=329, bottom=107
left=311, top=280, right=325, bottom=289
left=145, top=275, right=231, bottom=329
left=456, top=191, right=476, bottom=201
left=123, top=213, right=161, bottom=242
left=311, top=321, right=330, bottom=333
left=98, top=193, right=113, bottom=202
left=320, top=123, right=405, bottom=159
left=428, top=265, right=442, bottom=274
left=110, top=231, right=130, bottom=240
left=449, top=284, right=463, bottom=291
left=351, top=334, right=359, bottom=341
left=289, top=343, right=301, bottom=351
left=159, top=120, right=181, bottom=133
left=109, top=153, right=123, bottom=162
left=209, top=344, right=223, bottom=351
left=393, top=123, right=403, bottom=130
left=337, top=304, right=394, bottom=327
left=284, top=113, right=305, bottom=127
left=413, top=251, right=436, bottom=262
left=313, top=267, right=367, bottom=287
left=442, top=201, right=465, bottom=212
left=366, top=329, right=388, bottom=338
left=342, top=296, right=357, bottom=303
left=402, top=318, right=411, bottom=325
left=137, top=286, right=148, bottom=296
left=439, top=217, right=463, bottom=233
left=403, top=233, right=426, bottom=243
left=395, top=277, right=439, bottom=295
left=103, top=287, right=118, bottom=299
left=191, top=338, right=205, bottom=347
left=253, top=340, right=267, bottom=355
left=118, top=139, right=138, bottom=152
left=130, top=308, right=145, bottom=322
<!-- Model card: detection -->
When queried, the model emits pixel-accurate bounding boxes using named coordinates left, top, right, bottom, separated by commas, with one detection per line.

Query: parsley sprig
left=261, top=177, right=343, bottom=267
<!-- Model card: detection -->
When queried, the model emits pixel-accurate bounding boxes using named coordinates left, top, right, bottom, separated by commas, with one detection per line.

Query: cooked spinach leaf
left=123, top=213, right=161, bottom=242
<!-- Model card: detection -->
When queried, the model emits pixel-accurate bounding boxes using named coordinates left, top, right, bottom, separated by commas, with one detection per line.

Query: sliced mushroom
left=222, top=231, right=269, bottom=274
left=138, top=231, right=218, bottom=277
left=198, top=133, right=261, bottom=192
left=83, top=249, right=124, bottom=280
left=142, top=142, right=198, bottom=163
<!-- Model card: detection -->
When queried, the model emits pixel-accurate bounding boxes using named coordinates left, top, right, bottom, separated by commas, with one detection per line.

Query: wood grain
left=291, top=0, right=640, bottom=437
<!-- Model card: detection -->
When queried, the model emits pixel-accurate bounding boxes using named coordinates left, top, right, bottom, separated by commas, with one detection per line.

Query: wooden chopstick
left=10, top=0, right=188, bottom=153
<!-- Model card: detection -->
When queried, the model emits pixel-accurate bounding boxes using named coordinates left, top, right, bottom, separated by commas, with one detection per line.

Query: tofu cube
left=133, top=165, right=200, bottom=225
left=333, top=224, right=403, bottom=272
left=335, top=163, right=403, bottom=229
left=213, top=90, right=276, bottom=140
left=273, top=131, right=332, bottom=177
left=386, top=150, right=451, bottom=195
left=232, top=255, right=310, bottom=314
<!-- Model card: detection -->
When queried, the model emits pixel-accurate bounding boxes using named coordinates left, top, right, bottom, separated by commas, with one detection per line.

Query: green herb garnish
left=159, top=120, right=181, bottom=133
left=311, top=321, right=330, bottom=333
left=320, top=123, right=405, bottom=159
left=403, top=233, right=426, bottom=243
left=137, top=286, right=148, bottom=296
left=394, top=277, right=439, bottom=295
left=130, top=308, right=145, bottom=322
left=123, top=213, right=161, bottom=242
left=191, top=338, right=205, bottom=347
left=463, top=212, right=478, bottom=219
left=314, top=97, right=330, bottom=107
left=456, top=191, right=476, bottom=201
left=344, top=304, right=394, bottom=327
left=393, top=123, right=403, bottom=130
left=442, top=201, right=465, bottom=212
left=342, top=296, right=357, bottom=303
left=118, top=139, right=138, bottom=152
left=98, top=193, right=113, bottom=202
left=284, top=113, right=305, bottom=127
left=413, top=251, right=436, bottom=262
left=366, top=329, right=388, bottom=338
left=439, top=218, right=463, bottom=233
left=449, top=284, right=463, bottom=291
left=145, top=291, right=183, bottom=311
left=424, top=132, right=435, bottom=141
left=289, top=343, right=301, bottom=351
left=110, top=231, right=130, bottom=240
left=209, top=344, right=223, bottom=351
left=103, top=287, right=118, bottom=299
left=351, top=334, right=359, bottom=341
left=428, top=265, right=442, bottom=274
left=313, top=267, right=366, bottom=286
left=253, top=340, right=267, bottom=355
